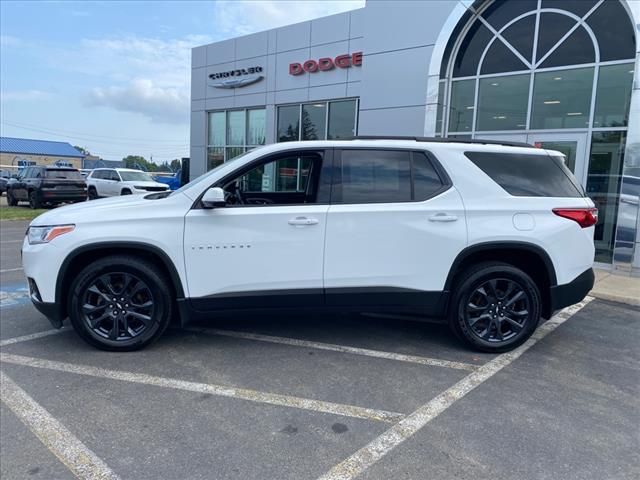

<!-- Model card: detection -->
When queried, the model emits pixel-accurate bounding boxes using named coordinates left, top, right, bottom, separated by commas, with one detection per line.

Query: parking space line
left=0, top=267, right=23, bottom=273
left=0, top=370, right=121, bottom=480
left=0, top=328, right=65, bottom=347
left=0, top=352, right=405, bottom=423
left=316, top=297, right=594, bottom=480
left=190, top=328, right=478, bottom=372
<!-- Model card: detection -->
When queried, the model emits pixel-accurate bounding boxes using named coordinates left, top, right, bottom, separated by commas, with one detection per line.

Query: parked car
left=6, top=166, right=86, bottom=208
left=79, top=169, right=93, bottom=177
left=86, top=168, right=169, bottom=199
left=0, top=169, right=11, bottom=194
left=153, top=170, right=182, bottom=190
left=22, top=137, right=595, bottom=352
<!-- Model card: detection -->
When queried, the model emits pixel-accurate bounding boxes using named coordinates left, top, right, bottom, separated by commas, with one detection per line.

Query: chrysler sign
left=289, top=52, right=363, bottom=75
left=209, top=66, right=264, bottom=89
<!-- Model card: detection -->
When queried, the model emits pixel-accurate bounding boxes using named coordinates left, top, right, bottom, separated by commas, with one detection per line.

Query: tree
left=122, top=155, right=154, bottom=171
left=74, top=145, right=91, bottom=155
left=170, top=159, right=181, bottom=172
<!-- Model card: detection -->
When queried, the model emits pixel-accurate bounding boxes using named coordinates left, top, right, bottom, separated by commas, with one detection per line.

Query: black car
left=0, top=169, right=10, bottom=194
left=6, top=166, right=87, bottom=209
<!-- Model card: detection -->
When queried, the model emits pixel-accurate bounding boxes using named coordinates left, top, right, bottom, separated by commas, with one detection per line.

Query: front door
left=183, top=149, right=330, bottom=310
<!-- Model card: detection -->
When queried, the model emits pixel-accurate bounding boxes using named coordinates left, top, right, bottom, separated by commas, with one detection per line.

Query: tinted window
left=31, top=168, right=42, bottom=178
left=45, top=169, right=82, bottom=179
left=109, top=171, right=121, bottom=181
left=480, top=39, right=528, bottom=75
left=277, top=105, right=300, bottom=142
left=238, top=155, right=316, bottom=193
left=453, top=20, right=493, bottom=77
left=465, top=151, right=583, bottom=197
left=585, top=0, right=635, bottom=61
left=120, top=171, right=154, bottom=182
left=539, top=26, right=594, bottom=68
left=336, top=150, right=411, bottom=204
left=413, top=153, right=444, bottom=200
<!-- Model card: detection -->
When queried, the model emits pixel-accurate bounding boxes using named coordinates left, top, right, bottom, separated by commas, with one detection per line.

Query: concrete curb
left=591, top=269, right=640, bottom=307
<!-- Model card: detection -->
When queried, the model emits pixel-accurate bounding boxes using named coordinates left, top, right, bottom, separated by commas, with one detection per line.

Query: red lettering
left=335, top=54, right=351, bottom=68
left=352, top=51, right=363, bottom=66
left=318, top=57, right=334, bottom=71
left=303, top=60, right=319, bottom=72
left=289, top=63, right=303, bottom=75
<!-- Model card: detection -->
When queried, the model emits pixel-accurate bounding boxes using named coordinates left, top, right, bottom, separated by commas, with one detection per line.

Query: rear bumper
left=40, top=190, right=86, bottom=202
left=550, top=268, right=594, bottom=312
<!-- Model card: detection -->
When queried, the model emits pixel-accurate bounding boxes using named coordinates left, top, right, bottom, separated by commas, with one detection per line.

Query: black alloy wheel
left=6, top=190, right=18, bottom=206
left=29, top=191, right=41, bottom=209
left=450, top=262, right=540, bottom=352
left=88, top=187, right=98, bottom=200
left=69, top=255, right=172, bottom=351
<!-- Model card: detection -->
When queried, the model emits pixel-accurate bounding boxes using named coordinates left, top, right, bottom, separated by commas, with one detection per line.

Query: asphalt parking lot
left=1, top=219, right=639, bottom=480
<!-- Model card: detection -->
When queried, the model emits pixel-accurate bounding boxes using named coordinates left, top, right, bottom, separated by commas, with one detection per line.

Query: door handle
left=428, top=213, right=458, bottom=222
left=288, top=216, right=319, bottom=226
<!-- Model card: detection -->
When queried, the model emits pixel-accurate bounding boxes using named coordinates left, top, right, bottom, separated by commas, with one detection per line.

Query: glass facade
left=441, top=0, right=636, bottom=265
left=207, top=108, right=266, bottom=170
left=277, top=99, right=358, bottom=142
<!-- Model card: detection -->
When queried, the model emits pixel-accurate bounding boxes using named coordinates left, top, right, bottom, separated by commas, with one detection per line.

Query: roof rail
left=350, top=136, right=533, bottom=148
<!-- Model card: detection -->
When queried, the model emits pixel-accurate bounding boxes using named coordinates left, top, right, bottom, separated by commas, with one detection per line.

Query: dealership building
left=190, top=0, right=639, bottom=273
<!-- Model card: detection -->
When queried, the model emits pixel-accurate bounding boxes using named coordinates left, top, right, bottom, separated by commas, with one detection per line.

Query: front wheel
left=449, top=262, right=541, bottom=353
left=69, top=255, right=173, bottom=351
left=6, top=190, right=18, bottom=206
left=29, top=191, right=41, bottom=209
left=87, top=187, right=98, bottom=200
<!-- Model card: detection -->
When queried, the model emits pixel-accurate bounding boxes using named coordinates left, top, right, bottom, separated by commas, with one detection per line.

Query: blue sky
left=0, top=0, right=363, bottom=163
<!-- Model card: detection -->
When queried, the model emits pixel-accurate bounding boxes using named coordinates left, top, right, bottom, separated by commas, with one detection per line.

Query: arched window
left=437, top=0, right=635, bottom=136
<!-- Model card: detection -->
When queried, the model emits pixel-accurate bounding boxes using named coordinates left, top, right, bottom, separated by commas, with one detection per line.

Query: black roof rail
left=349, top=136, right=533, bottom=148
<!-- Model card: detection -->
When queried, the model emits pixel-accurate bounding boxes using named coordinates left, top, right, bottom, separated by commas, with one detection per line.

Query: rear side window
left=465, top=151, right=584, bottom=197
left=45, top=169, right=82, bottom=179
left=413, top=152, right=445, bottom=200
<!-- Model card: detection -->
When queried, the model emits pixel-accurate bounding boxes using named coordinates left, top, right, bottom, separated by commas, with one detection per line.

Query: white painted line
left=192, top=328, right=478, bottom=372
left=0, top=353, right=405, bottom=423
left=317, top=297, right=594, bottom=480
left=0, top=267, right=23, bottom=273
left=0, top=328, right=66, bottom=347
left=0, top=239, right=24, bottom=244
left=0, top=370, right=121, bottom=480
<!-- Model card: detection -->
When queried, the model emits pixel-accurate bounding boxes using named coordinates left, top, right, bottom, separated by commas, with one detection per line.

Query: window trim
left=330, top=148, right=452, bottom=205
left=277, top=98, right=360, bottom=142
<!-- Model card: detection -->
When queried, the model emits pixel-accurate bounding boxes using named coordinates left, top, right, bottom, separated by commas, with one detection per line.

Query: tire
left=121, top=189, right=132, bottom=195
left=87, top=187, right=98, bottom=200
left=448, top=262, right=541, bottom=353
left=6, top=190, right=18, bottom=206
left=68, top=255, right=173, bottom=351
left=29, top=191, right=41, bottom=209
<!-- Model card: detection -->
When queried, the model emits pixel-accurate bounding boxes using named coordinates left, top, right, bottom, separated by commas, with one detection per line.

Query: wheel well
left=57, top=245, right=184, bottom=320
left=446, top=247, right=555, bottom=319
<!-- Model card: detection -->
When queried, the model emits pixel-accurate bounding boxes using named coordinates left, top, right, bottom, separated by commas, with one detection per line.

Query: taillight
left=552, top=208, right=598, bottom=228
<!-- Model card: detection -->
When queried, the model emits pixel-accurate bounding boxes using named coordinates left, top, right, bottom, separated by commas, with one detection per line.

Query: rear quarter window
left=464, top=151, right=584, bottom=197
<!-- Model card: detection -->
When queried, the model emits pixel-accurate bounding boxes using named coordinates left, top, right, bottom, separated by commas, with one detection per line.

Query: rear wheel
left=29, top=191, right=41, bottom=209
left=87, top=187, right=98, bottom=200
left=6, top=190, right=18, bottom=206
left=449, top=262, right=540, bottom=353
left=69, top=255, right=172, bottom=351
left=121, top=189, right=131, bottom=195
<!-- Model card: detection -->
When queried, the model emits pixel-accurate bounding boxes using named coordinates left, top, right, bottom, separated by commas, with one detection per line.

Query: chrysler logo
left=208, top=66, right=264, bottom=89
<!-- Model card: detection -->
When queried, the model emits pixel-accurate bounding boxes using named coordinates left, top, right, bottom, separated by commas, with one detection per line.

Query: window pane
left=531, top=67, right=593, bottom=129
left=535, top=141, right=578, bottom=173
left=541, top=0, right=598, bottom=17
left=226, top=146, right=245, bottom=161
left=247, top=109, right=266, bottom=145
left=465, top=152, right=583, bottom=197
left=413, top=153, right=444, bottom=200
left=207, top=147, right=224, bottom=170
left=448, top=79, right=475, bottom=132
left=501, top=15, right=535, bottom=64
left=536, top=13, right=577, bottom=62
left=208, top=112, right=225, bottom=146
left=239, top=156, right=313, bottom=193
left=593, top=63, right=634, bottom=128
left=226, top=110, right=245, bottom=146
left=435, top=84, right=445, bottom=136
left=585, top=0, right=635, bottom=61
left=338, top=150, right=411, bottom=204
left=481, top=0, right=537, bottom=30
left=539, top=26, right=594, bottom=68
left=277, top=105, right=300, bottom=142
left=477, top=74, right=529, bottom=131
left=301, top=103, right=326, bottom=140
left=453, top=20, right=493, bottom=78
left=480, top=39, right=528, bottom=75
left=585, top=131, right=627, bottom=263
left=328, top=100, right=357, bottom=139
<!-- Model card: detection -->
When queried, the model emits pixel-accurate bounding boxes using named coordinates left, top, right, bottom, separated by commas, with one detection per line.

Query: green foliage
left=121, top=156, right=180, bottom=173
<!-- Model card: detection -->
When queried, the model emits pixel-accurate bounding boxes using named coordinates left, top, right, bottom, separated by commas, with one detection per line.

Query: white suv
left=86, top=168, right=169, bottom=198
left=22, top=138, right=596, bottom=352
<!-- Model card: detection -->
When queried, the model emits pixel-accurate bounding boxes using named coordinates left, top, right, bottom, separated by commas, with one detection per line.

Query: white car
left=22, top=137, right=596, bottom=352
left=86, top=168, right=169, bottom=199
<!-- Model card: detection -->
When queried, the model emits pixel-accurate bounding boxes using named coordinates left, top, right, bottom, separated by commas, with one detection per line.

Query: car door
left=323, top=148, right=467, bottom=314
left=11, top=168, right=29, bottom=199
left=89, top=170, right=104, bottom=196
left=183, top=149, right=331, bottom=310
left=108, top=170, right=122, bottom=195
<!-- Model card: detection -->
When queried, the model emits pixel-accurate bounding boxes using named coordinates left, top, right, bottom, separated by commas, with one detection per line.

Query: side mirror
left=202, top=187, right=226, bottom=209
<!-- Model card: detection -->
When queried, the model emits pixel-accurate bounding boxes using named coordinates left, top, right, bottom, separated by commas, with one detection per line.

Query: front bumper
left=550, top=268, right=595, bottom=312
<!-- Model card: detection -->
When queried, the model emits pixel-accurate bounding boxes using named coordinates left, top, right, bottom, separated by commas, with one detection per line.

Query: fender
left=444, top=241, right=558, bottom=292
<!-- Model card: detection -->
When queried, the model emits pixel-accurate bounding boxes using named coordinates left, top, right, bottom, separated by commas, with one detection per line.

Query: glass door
left=526, top=133, right=589, bottom=187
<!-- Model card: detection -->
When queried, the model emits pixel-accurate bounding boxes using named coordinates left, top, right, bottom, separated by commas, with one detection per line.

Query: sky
left=0, top=0, right=364, bottom=163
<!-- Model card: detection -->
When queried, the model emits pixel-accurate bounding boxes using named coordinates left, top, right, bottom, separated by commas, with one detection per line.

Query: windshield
left=119, top=171, right=154, bottom=182
left=170, top=150, right=252, bottom=196
left=45, top=169, right=83, bottom=179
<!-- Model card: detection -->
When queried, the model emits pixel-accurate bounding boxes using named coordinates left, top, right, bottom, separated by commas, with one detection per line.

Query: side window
left=92, top=170, right=102, bottom=179
left=413, top=152, right=445, bottom=200
left=111, top=171, right=121, bottom=181
left=334, top=150, right=412, bottom=204
left=33, top=168, right=43, bottom=179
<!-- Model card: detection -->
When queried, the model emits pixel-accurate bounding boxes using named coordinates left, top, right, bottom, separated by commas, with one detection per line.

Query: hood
left=122, top=180, right=168, bottom=188
left=29, top=193, right=183, bottom=227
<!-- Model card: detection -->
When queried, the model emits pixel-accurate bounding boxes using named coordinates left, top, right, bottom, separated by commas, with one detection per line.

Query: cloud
left=0, top=35, right=23, bottom=47
left=213, top=0, right=365, bottom=37
left=87, top=79, right=189, bottom=124
left=1, top=90, right=49, bottom=101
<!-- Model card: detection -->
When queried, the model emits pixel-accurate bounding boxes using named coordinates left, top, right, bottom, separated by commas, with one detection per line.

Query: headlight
left=27, top=225, right=75, bottom=244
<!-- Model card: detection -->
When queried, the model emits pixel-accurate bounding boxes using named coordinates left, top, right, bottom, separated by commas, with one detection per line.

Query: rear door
left=323, top=148, right=467, bottom=312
